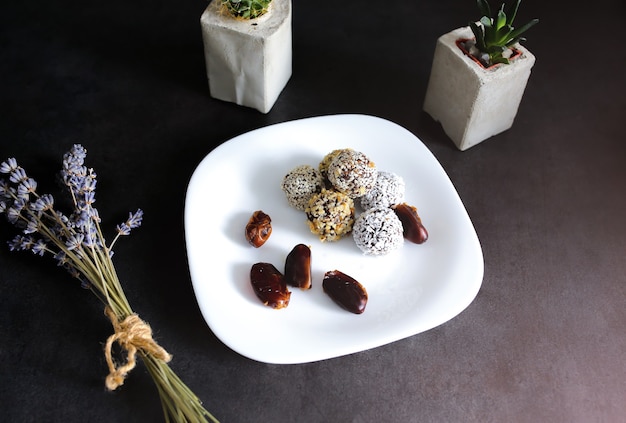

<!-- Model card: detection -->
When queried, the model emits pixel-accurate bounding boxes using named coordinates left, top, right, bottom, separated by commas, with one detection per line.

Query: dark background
left=1, top=0, right=625, bottom=422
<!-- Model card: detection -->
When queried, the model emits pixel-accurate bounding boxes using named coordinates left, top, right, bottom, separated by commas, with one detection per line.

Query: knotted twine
left=103, top=306, right=172, bottom=391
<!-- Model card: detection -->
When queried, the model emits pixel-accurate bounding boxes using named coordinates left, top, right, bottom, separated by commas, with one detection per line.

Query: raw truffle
left=319, top=148, right=350, bottom=187
left=360, top=171, right=406, bottom=210
left=352, top=207, right=404, bottom=255
left=305, top=189, right=355, bottom=242
left=281, top=165, right=323, bottom=211
left=327, top=149, right=378, bottom=198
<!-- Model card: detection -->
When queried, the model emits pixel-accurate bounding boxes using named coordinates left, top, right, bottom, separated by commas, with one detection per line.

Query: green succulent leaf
left=494, top=24, right=512, bottom=45
left=477, top=0, right=492, bottom=19
left=496, top=7, right=507, bottom=30
left=507, top=18, right=539, bottom=41
left=469, top=21, right=486, bottom=51
left=507, top=0, right=522, bottom=26
left=491, top=55, right=510, bottom=65
left=486, top=44, right=506, bottom=54
left=479, top=16, right=495, bottom=46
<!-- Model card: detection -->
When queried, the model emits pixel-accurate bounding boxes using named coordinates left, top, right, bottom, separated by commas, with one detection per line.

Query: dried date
left=245, top=210, right=272, bottom=247
left=284, top=244, right=312, bottom=290
left=392, top=203, right=428, bottom=244
left=250, top=262, right=290, bottom=309
left=322, top=270, right=368, bottom=314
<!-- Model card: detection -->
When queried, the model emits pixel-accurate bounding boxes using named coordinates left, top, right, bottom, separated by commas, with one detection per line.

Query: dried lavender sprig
left=0, top=153, right=131, bottom=317
left=110, top=209, right=144, bottom=249
left=0, top=148, right=219, bottom=423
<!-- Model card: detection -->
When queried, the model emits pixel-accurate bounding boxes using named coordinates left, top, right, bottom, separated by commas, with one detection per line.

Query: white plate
left=185, top=114, right=483, bottom=364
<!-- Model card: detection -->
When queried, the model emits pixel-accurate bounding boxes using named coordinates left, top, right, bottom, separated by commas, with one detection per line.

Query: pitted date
left=245, top=210, right=272, bottom=248
left=250, top=262, right=290, bottom=309
left=284, top=244, right=312, bottom=290
left=392, top=203, right=428, bottom=244
left=322, top=270, right=368, bottom=314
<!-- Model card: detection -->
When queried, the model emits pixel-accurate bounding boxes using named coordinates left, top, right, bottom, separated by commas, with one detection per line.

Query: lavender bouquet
left=0, top=145, right=219, bottom=423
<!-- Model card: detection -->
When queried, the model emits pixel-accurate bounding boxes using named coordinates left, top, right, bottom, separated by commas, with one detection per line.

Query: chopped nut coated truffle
left=305, top=189, right=355, bottom=242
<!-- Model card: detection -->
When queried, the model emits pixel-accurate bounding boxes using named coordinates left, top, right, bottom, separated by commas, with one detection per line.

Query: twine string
left=104, top=306, right=172, bottom=391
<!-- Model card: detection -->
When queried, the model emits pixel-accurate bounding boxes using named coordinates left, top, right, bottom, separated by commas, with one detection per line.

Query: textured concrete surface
left=424, top=27, right=535, bottom=150
left=201, top=0, right=292, bottom=113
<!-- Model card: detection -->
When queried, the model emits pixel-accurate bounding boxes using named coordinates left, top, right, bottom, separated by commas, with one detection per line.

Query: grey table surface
left=1, top=0, right=625, bottom=422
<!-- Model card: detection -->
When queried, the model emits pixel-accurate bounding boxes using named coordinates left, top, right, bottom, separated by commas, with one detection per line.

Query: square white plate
left=185, top=114, right=483, bottom=364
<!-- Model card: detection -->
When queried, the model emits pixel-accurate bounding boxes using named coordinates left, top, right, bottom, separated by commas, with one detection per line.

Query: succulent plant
left=222, top=0, right=272, bottom=19
left=469, top=0, right=538, bottom=66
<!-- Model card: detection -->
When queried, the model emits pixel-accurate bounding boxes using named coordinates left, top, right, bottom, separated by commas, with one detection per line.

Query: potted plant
left=423, top=0, right=539, bottom=150
left=200, top=0, right=292, bottom=113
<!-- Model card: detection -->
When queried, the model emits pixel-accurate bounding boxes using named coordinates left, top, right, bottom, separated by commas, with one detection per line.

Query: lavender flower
left=61, top=144, right=88, bottom=188
left=116, top=209, right=144, bottom=236
left=83, top=172, right=96, bottom=188
left=17, top=178, right=37, bottom=197
left=62, top=144, right=86, bottom=169
left=8, top=235, right=34, bottom=251
left=79, top=277, right=92, bottom=290
left=82, top=190, right=96, bottom=208
left=82, top=224, right=99, bottom=248
left=53, top=250, right=68, bottom=266
left=0, top=179, right=14, bottom=198
left=12, top=197, right=26, bottom=211
left=6, top=199, right=25, bottom=224
left=31, top=194, right=54, bottom=212
left=91, top=207, right=101, bottom=224
left=71, top=210, right=91, bottom=229
left=32, top=239, right=48, bottom=256
left=9, top=167, right=27, bottom=184
left=24, top=218, right=39, bottom=234
left=48, top=212, right=69, bottom=238
left=66, top=265, right=81, bottom=279
left=68, top=144, right=87, bottom=162
left=65, top=234, right=84, bottom=251
left=0, top=158, right=18, bottom=174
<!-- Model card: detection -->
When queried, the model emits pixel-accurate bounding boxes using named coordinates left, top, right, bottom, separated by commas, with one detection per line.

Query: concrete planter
left=423, top=26, right=536, bottom=151
left=200, top=0, right=292, bottom=113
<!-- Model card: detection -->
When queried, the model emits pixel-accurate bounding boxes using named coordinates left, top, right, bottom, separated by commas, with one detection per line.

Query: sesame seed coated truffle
left=281, top=165, right=324, bottom=211
left=352, top=207, right=404, bottom=255
left=305, top=189, right=355, bottom=242
left=327, top=149, right=378, bottom=198
left=360, top=171, right=406, bottom=210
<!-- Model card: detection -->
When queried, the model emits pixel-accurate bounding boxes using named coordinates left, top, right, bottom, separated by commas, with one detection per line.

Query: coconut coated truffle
left=281, top=165, right=324, bottom=211
left=352, top=207, right=404, bottom=255
left=305, top=189, right=355, bottom=242
left=360, top=171, right=406, bottom=210
left=327, top=149, right=378, bottom=198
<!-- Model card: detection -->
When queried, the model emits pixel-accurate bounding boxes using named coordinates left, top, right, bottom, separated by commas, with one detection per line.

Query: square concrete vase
left=423, top=26, right=536, bottom=151
left=200, top=0, right=292, bottom=114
